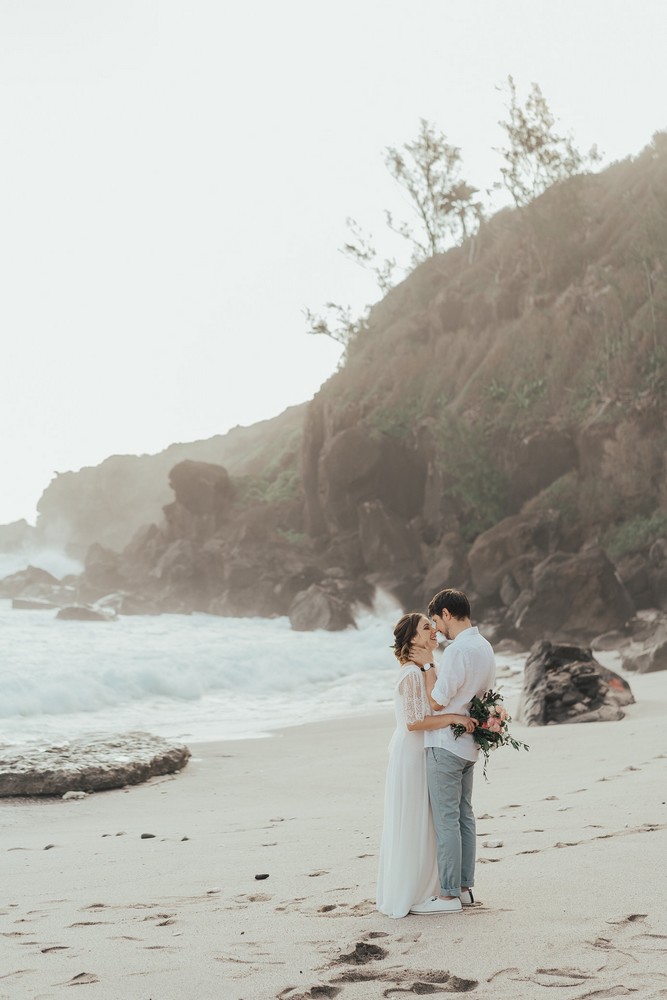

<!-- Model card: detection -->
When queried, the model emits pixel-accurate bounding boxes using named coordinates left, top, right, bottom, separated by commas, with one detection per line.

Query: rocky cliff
left=33, top=404, right=306, bottom=555
left=7, top=135, right=667, bottom=642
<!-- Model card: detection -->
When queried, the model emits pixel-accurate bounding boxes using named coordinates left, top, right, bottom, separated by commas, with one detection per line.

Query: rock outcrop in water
left=0, top=733, right=191, bottom=797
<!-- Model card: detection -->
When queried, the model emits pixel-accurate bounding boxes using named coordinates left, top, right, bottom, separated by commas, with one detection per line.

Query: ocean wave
left=0, top=596, right=525, bottom=743
left=0, top=599, right=402, bottom=720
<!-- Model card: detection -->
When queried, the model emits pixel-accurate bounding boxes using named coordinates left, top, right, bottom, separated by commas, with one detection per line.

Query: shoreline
left=2, top=673, right=665, bottom=1000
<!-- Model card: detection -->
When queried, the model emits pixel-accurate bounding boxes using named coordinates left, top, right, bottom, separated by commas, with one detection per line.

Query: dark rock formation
left=0, top=519, right=35, bottom=551
left=421, top=532, right=470, bottom=602
left=358, top=500, right=424, bottom=604
left=616, top=552, right=655, bottom=609
left=648, top=539, right=667, bottom=611
left=56, top=604, right=117, bottom=622
left=620, top=617, right=667, bottom=673
left=505, top=429, right=577, bottom=511
left=12, top=596, right=58, bottom=610
left=288, top=584, right=356, bottom=631
left=0, top=733, right=191, bottom=796
left=510, top=548, right=634, bottom=644
left=518, top=640, right=634, bottom=725
left=0, top=565, right=78, bottom=609
left=168, top=460, right=234, bottom=518
left=616, top=542, right=667, bottom=612
left=31, top=405, right=306, bottom=555
left=0, top=565, right=59, bottom=598
left=315, top=426, right=426, bottom=534
left=467, top=511, right=560, bottom=600
left=81, top=543, right=124, bottom=597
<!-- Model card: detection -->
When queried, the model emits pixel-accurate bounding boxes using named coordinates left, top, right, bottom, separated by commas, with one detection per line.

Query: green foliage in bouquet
left=451, top=690, right=529, bottom=779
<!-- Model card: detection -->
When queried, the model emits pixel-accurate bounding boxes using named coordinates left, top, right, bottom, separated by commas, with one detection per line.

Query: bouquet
left=451, top=690, right=529, bottom=779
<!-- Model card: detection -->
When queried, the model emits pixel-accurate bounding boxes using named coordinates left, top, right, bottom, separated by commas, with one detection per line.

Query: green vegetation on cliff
left=310, top=131, right=667, bottom=552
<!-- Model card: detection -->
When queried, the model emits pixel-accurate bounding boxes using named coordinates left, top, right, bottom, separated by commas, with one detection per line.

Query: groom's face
left=432, top=611, right=451, bottom=640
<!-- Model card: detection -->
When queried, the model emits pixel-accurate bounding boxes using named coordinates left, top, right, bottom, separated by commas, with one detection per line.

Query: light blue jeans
left=425, top=747, right=476, bottom=897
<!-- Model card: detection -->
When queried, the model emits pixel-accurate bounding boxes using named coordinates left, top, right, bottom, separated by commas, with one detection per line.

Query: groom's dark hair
left=428, top=589, right=470, bottom=621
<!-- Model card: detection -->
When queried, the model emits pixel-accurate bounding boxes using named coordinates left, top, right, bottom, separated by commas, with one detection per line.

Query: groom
left=410, top=588, right=496, bottom=915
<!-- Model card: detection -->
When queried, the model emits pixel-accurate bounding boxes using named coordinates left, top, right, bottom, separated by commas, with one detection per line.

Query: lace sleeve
left=399, top=669, right=427, bottom=726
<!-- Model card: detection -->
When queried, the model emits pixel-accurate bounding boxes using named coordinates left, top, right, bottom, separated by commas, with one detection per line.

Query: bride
left=376, top=612, right=475, bottom=918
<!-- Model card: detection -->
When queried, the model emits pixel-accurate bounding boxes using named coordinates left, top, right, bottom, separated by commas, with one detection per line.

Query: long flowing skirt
left=376, top=729, right=439, bottom=918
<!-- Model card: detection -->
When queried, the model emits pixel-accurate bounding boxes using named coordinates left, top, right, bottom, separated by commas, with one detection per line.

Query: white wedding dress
left=376, top=664, right=439, bottom=918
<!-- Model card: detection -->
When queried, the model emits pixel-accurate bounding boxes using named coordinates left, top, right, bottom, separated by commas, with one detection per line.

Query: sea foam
left=0, top=595, right=524, bottom=744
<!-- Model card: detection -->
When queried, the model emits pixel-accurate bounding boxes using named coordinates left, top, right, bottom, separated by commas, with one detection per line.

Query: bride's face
left=412, top=616, right=438, bottom=653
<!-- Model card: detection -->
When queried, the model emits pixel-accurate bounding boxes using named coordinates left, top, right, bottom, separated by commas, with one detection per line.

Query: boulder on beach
left=518, top=640, right=634, bottom=726
left=0, top=733, right=191, bottom=797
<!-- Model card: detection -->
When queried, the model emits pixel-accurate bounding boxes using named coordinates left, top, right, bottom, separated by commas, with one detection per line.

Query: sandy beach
left=2, top=672, right=666, bottom=1000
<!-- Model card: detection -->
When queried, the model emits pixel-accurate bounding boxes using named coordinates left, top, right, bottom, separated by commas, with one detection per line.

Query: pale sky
left=1, top=0, right=665, bottom=526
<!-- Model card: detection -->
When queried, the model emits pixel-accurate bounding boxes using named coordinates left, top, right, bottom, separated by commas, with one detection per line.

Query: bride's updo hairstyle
left=392, top=612, right=424, bottom=664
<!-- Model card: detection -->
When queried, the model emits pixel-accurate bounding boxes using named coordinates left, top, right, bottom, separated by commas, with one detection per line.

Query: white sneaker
left=409, top=895, right=462, bottom=914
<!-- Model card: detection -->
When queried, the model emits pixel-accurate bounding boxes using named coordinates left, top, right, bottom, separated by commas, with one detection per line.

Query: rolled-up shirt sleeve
left=432, top=647, right=467, bottom=711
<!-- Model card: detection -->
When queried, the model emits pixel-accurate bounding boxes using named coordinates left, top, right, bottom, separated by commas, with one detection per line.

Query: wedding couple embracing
left=376, top=588, right=496, bottom=918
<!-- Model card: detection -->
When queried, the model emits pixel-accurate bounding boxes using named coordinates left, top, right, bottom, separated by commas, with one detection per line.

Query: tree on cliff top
left=496, top=75, right=601, bottom=207
left=342, top=119, right=483, bottom=289
left=383, top=118, right=483, bottom=265
left=306, top=119, right=481, bottom=349
left=307, top=81, right=601, bottom=348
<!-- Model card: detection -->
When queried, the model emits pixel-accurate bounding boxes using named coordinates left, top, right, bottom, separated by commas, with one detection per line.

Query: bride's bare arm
left=423, top=668, right=445, bottom=711
left=407, top=713, right=475, bottom=733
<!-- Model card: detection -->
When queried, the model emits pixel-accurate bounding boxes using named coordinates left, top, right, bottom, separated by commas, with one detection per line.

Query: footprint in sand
left=325, top=955, right=478, bottom=996
left=232, top=892, right=272, bottom=905
left=276, top=896, right=375, bottom=918
left=278, top=987, right=341, bottom=999
left=488, top=965, right=597, bottom=991
left=317, top=899, right=376, bottom=918
left=579, top=912, right=667, bottom=995
left=68, top=921, right=111, bottom=927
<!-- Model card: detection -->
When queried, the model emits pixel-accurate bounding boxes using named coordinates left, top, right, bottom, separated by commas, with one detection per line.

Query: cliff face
left=293, top=140, right=667, bottom=619
left=13, top=135, right=667, bottom=640
left=33, top=404, right=306, bottom=555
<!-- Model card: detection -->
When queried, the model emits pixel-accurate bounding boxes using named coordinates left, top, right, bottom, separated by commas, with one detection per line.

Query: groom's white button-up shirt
left=424, top=626, right=496, bottom=762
